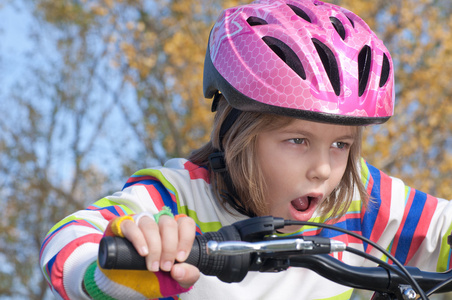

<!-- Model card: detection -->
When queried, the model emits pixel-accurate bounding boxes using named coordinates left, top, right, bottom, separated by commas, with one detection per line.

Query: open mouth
left=291, top=195, right=321, bottom=211
left=289, top=195, right=321, bottom=221
left=291, top=197, right=311, bottom=211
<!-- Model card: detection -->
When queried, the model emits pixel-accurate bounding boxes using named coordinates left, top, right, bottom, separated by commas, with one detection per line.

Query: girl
left=40, top=0, right=452, bottom=299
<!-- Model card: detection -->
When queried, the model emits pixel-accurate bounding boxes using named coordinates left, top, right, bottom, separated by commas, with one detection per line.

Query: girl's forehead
left=277, top=118, right=359, bottom=136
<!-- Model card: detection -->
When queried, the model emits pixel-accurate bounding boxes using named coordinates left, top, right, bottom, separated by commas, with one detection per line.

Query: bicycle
left=98, top=216, right=452, bottom=300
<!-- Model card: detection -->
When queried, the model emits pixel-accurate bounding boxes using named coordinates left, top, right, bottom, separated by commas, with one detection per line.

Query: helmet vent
left=330, top=17, right=346, bottom=40
left=346, top=16, right=355, bottom=28
left=379, top=53, right=390, bottom=87
left=262, top=36, right=306, bottom=80
left=246, top=16, right=268, bottom=26
left=287, top=4, right=312, bottom=23
left=312, top=38, right=341, bottom=96
left=358, top=45, right=372, bottom=96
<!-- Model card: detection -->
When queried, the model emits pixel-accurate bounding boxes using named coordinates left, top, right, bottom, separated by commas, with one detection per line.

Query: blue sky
left=0, top=2, right=31, bottom=91
left=0, top=2, right=130, bottom=190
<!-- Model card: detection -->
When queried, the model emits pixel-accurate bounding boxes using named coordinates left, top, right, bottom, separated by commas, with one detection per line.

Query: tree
left=0, top=1, right=121, bottom=298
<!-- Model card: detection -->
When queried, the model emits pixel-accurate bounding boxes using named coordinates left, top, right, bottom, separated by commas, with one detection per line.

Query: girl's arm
left=40, top=177, right=198, bottom=299
left=362, top=160, right=452, bottom=272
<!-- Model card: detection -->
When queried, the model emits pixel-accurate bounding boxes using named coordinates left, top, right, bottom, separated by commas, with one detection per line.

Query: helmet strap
left=208, top=102, right=255, bottom=217
left=211, top=92, right=222, bottom=112
left=218, top=107, right=241, bottom=146
left=208, top=105, right=241, bottom=172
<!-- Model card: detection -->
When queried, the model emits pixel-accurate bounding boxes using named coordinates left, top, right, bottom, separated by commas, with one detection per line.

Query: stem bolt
left=402, top=287, right=417, bottom=300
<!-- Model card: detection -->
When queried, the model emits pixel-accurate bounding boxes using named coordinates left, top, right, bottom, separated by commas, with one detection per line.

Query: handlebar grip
left=99, top=236, right=147, bottom=270
left=184, top=231, right=227, bottom=275
left=98, top=229, right=250, bottom=283
left=98, top=235, right=217, bottom=271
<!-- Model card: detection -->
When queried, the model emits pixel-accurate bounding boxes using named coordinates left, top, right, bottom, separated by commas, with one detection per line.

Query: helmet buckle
left=208, top=152, right=227, bottom=173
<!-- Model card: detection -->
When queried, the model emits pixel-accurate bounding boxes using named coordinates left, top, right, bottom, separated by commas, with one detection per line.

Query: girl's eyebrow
left=278, top=128, right=357, bottom=141
left=335, top=134, right=356, bottom=141
left=278, top=128, right=314, bottom=138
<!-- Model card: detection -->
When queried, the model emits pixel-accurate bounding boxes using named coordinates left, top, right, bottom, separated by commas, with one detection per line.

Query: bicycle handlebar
left=99, top=216, right=340, bottom=282
left=98, top=216, right=452, bottom=299
left=290, top=254, right=452, bottom=295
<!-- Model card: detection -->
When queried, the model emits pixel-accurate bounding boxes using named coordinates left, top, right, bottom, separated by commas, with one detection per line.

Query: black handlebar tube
left=290, top=254, right=452, bottom=295
left=292, top=254, right=392, bottom=293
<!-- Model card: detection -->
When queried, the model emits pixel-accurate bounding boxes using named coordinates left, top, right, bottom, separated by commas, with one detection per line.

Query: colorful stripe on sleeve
left=361, top=161, right=438, bottom=264
left=123, top=171, right=179, bottom=213
left=40, top=198, right=135, bottom=298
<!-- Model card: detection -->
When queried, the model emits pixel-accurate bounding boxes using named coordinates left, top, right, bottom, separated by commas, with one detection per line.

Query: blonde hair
left=189, top=97, right=368, bottom=220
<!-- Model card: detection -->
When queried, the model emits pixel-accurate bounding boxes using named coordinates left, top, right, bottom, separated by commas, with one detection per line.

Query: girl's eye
left=289, top=138, right=306, bottom=145
left=332, top=141, right=349, bottom=150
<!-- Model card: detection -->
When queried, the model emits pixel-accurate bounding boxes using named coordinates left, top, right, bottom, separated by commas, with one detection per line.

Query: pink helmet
left=203, top=0, right=394, bottom=125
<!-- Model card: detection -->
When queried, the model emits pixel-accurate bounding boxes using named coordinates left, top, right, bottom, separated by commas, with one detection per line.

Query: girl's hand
left=120, top=214, right=200, bottom=288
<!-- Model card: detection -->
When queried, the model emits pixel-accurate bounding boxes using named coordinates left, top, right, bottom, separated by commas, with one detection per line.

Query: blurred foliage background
left=0, top=0, right=451, bottom=298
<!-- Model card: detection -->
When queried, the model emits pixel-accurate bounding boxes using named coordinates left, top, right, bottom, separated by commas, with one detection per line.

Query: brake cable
left=284, top=220, right=428, bottom=300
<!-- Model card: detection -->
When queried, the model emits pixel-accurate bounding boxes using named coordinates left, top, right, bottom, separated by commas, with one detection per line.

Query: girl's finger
left=176, top=216, right=196, bottom=262
left=136, top=215, right=162, bottom=272
left=120, top=218, right=149, bottom=256
left=171, top=263, right=200, bottom=289
left=158, top=215, right=179, bottom=272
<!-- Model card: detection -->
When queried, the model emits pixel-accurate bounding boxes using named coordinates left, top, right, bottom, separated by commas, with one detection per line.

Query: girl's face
left=256, top=119, right=356, bottom=231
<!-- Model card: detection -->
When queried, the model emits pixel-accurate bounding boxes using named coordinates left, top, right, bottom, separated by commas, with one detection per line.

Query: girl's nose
left=306, top=149, right=331, bottom=181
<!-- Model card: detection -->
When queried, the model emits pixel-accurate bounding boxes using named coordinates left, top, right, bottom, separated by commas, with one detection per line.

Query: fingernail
left=177, top=251, right=186, bottom=261
left=162, top=261, right=172, bottom=271
left=150, top=261, right=159, bottom=272
left=173, top=264, right=185, bottom=280
left=140, top=246, right=149, bottom=256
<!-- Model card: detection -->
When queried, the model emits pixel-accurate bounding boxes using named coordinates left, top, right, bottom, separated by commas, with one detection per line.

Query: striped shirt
left=40, top=158, right=452, bottom=299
